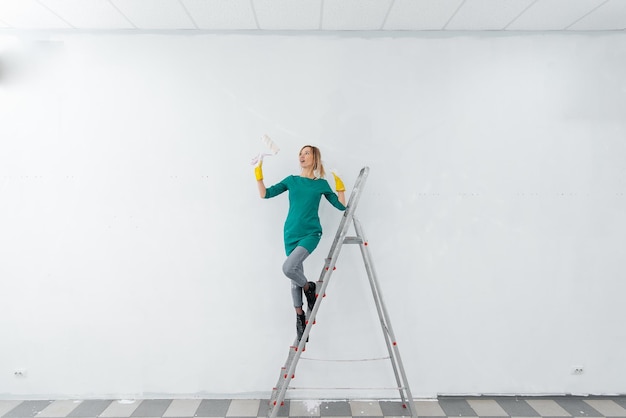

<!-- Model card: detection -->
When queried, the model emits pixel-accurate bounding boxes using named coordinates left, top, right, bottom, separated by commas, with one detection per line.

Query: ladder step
left=343, top=236, right=363, bottom=244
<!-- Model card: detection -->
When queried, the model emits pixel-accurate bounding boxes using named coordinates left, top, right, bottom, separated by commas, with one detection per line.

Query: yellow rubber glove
left=332, top=171, right=345, bottom=192
left=254, top=159, right=263, bottom=181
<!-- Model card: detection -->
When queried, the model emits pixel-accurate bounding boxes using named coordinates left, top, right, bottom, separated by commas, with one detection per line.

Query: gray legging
left=282, top=246, right=311, bottom=308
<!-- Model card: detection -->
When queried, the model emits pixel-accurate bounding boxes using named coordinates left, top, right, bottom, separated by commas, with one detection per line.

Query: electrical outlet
left=571, top=366, right=584, bottom=375
left=14, top=369, right=27, bottom=378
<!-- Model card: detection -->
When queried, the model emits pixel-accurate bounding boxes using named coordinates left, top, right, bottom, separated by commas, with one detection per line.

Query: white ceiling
left=0, top=0, right=625, bottom=32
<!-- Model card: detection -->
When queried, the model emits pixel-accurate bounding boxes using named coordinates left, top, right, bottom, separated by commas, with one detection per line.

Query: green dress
left=265, top=175, right=346, bottom=256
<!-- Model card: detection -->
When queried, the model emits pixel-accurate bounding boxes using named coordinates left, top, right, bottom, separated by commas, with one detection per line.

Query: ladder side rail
left=269, top=167, right=370, bottom=418
left=353, top=217, right=418, bottom=418
left=353, top=216, right=408, bottom=409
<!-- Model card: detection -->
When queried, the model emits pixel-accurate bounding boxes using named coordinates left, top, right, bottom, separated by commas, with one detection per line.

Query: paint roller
left=251, top=134, right=280, bottom=166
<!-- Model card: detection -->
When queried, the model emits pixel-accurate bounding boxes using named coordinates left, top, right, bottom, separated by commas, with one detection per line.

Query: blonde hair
left=301, top=145, right=325, bottom=178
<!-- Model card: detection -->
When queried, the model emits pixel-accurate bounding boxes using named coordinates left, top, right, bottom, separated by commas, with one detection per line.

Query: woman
left=255, top=145, right=346, bottom=341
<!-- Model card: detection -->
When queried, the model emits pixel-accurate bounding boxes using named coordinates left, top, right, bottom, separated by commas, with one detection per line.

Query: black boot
left=296, top=312, right=307, bottom=342
left=304, top=281, right=317, bottom=312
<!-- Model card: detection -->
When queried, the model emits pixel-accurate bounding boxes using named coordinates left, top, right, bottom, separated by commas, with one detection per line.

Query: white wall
left=1, top=31, right=625, bottom=400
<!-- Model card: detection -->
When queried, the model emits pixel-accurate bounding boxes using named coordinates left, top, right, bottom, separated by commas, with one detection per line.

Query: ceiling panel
left=322, top=0, right=393, bottom=30
left=182, top=0, right=257, bottom=30
left=110, top=0, right=196, bottom=29
left=384, top=0, right=464, bottom=30
left=569, top=0, right=626, bottom=30
left=254, top=0, right=321, bottom=30
left=507, top=0, right=607, bottom=30
left=40, top=0, right=134, bottom=29
left=0, top=0, right=69, bottom=29
left=446, top=0, right=536, bottom=30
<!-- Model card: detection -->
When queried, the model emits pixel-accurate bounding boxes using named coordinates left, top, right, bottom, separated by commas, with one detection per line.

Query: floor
left=1, top=397, right=626, bottom=418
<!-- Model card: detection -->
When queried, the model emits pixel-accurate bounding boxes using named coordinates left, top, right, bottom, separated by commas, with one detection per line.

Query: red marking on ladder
left=281, top=401, right=284, bottom=406
left=364, top=242, right=368, bottom=246
left=402, top=404, right=407, bottom=409
left=393, top=342, right=397, bottom=346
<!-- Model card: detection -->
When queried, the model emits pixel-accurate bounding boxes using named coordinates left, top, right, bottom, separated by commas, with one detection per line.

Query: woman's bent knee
left=282, top=261, right=295, bottom=278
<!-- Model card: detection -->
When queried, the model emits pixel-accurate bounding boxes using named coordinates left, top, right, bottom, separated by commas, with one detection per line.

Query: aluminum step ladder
left=268, top=166, right=417, bottom=418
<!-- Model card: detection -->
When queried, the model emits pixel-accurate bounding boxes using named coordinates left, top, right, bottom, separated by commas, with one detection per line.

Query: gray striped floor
left=1, top=397, right=625, bottom=418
